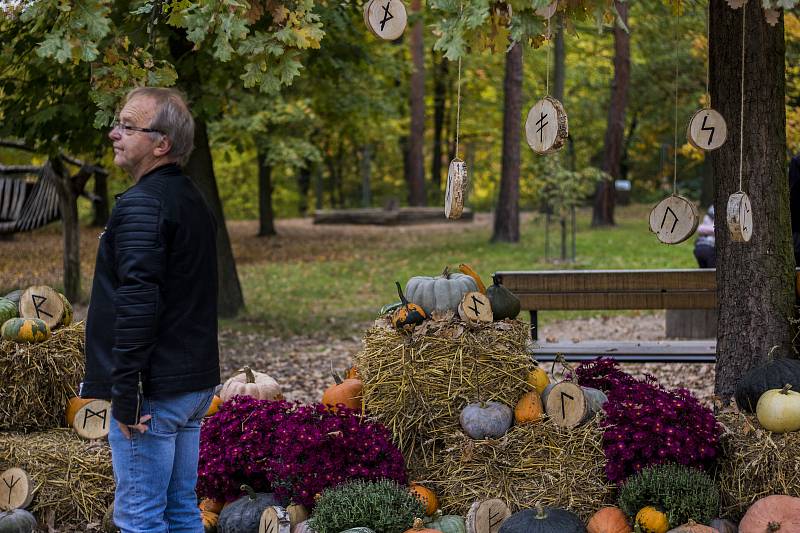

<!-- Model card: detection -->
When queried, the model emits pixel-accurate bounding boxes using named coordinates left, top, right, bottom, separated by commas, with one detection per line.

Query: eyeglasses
left=110, top=119, right=164, bottom=135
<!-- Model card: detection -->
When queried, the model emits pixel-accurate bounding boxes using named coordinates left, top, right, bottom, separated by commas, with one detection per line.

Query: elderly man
left=80, top=87, right=219, bottom=533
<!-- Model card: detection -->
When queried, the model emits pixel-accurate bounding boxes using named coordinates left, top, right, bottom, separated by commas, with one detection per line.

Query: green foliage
left=309, top=479, right=425, bottom=533
left=539, top=155, right=608, bottom=217
left=618, top=463, right=720, bottom=528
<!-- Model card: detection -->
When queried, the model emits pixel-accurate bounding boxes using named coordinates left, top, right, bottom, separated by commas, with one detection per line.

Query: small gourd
left=425, top=511, right=466, bottom=533
left=459, top=401, right=513, bottom=439
left=0, top=508, right=37, bottom=533
left=486, top=275, right=520, bottom=320
left=200, top=498, right=225, bottom=514
left=321, top=371, right=362, bottom=412
left=755, top=384, right=800, bottom=433
left=514, top=391, right=544, bottom=424
left=202, top=510, right=219, bottom=533
left=526, top=367, right=550, bottom=395
left=219, top=366, right=281, bottom=402
left=392, top=281, right=428, bottom=328
left=218, top=485, right=283, bottom=533
left=458, top=264, right=487, bottom=294
left=405, top=518, right=439, bottom=533
left=205, top=395, right=223, bottom=417
left=587, top=507, right=631, bottom=533
left=409, top=484, right=438, bottom=515
left=1, top=317, right=50, bottom=343
left=635, top=507, right=669, bottom=533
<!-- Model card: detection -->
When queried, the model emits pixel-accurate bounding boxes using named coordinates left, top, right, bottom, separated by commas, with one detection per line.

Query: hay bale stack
left=355, top=316, right=532, bottom=465
left=715, top=411, right=800, bottom=520
left=0, top=428, right=113, bottom=525
left=0, top=322, right=85, bottom=431
left=414, top=418, right=615, bottom=519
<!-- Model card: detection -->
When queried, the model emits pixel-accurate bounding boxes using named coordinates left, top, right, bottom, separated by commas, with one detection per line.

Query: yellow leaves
left=786, top=12, right=800, bottom=39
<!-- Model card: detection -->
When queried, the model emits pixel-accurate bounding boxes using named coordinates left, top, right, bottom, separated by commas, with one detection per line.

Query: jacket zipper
left=135, top=372, right=143, bottom=422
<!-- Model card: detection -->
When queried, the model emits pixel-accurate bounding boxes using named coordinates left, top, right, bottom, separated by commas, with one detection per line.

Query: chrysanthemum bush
left=573, top=358, right=721, bottom=483
left=197, top=395, right=407, bottom=508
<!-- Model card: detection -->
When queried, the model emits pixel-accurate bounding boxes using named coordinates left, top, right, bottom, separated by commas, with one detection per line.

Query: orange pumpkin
left=199, top=498, right=224, bottom=514
left=66, top=397, right=93, bottom=427
left=321, top=372, right=363, bottom=412
left=514, top=391, right=544, bottom=424
left=739, top=495, right=800, bottom=533
left=205, top=395, right=223, bottom=417
left=404, top=517, right=439, bottom=533
left=409, top=484, right=438, bottom=515
left=201, top=509, right=219, bottom=532
left=346, top=366, right=361, bottom=380
left=587, top=506, right=632, bottom=533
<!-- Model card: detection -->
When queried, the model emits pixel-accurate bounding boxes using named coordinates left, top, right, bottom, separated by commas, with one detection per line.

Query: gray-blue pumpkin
left=0, top=508, right=37, bottom=533
left=218, top=485, right=284, bottom=533
left=459, top=401, right=513, bottom=439
left=499, top=505, right=586, bottom=533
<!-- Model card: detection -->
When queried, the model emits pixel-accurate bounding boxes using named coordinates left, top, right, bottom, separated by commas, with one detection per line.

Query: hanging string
left=545, top=16, right=551, bottom=96
left=705, top=0, right=711, bottom=107
left=454, top=2, right=464, bottom=160
left=673, top=6, right=679, bottom=195
left=738, top=1, right=746, bottom=192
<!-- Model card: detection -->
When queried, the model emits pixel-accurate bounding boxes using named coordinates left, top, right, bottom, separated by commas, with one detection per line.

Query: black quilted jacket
left=81, top=163, right=220, bottom=425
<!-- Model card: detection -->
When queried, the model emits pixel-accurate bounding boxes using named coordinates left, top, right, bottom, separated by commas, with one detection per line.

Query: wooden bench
left=493, top=269, right=718, bottom=363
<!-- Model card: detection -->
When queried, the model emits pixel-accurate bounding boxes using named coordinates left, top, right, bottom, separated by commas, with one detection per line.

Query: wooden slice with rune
left=648, top=195, right=699, bottom=245
left=445, top=158, right=468, bottom=220
left=465, top=498, right=511, bottom=533
left=0, top=467, right=34, bottom=510
left=525, top=96, right=569, bottom=154
left=72, top=399, right=112, bottom=440
left=258, top=506, right=291, bottom=533
left=544, top=381, right=607, bottom=428
left=727, top=191, right=753, bottom=242
left=19, top=285, right=64, bottom=330
left=365, top=0, right=407, bottom=41
left=458, top=292, right=493, bottom=324
left=686, top=108, right=727, bottom=151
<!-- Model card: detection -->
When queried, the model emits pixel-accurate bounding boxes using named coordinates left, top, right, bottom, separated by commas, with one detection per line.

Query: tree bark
left=432, top=54, right=449, bottom=198
left=492, top=42, right=523, bottom=243
left=592, top=0, right=630, bottom=227
left=407, top=0, right=426, bottom=206
left=257, top=149, right=276, bottom=237
left=710, top=0, right=794, bottom=399
left=184, top=120, right=245, bottom=318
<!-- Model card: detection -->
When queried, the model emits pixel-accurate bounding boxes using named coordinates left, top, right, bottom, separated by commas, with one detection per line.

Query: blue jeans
left=109, top=388, right=214, bottom=533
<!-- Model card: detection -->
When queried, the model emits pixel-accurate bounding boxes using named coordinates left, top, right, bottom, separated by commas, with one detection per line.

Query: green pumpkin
left=2, top=289, right=22, bottom=308
left=58, top=292, right=73, bottom=328
left=379, top=301, right=403, bottom=316
left=0, top=297, right=18, bottom=324
left=499, top=505, right=585, bottom=533
left=486, top=275, right=520, bottom=320
left=425, top=512, right=466, bottom=533
left=1, top=317, right=50, bottom=343
left=404, top=267, right=478, bottom=312
left=734, top=357, right=800, bottom=412
left=0, top=508, right=38, bottom=533
left=218, top=485, right=283, bottom=533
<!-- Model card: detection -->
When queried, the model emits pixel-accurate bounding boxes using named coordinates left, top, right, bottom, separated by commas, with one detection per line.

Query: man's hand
left=116, top=415, right=152, bottom=439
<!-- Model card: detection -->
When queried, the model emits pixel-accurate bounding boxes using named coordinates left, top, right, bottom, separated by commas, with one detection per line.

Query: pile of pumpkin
left=0, top=285, right=73, bottom=343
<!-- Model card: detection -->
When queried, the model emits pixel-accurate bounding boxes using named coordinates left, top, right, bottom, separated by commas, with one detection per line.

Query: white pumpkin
left=220, top=366, right=282, bottom=402
left=756, top=384, right=800, bottom=433
left=405, top=267, right=478, bottom=312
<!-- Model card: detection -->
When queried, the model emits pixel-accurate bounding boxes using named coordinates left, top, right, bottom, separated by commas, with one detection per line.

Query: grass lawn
left=228, top=203, right=698, bottom=336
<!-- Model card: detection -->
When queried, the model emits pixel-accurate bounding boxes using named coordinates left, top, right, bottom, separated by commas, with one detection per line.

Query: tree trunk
left=91, top=170, right=109, bottom=227
left=592, top=0, right=630, bottom=227
left=184, top=120, right=245, bottom=318
left=407, top=0, right=426, bottom=206
left=257, top=149, right=276, bottom=237
left=710, top=0, right=794, bottom=399
left=359, top=144, right=372, bottom=207
left=492, top=42, right=523, bottom=243
left=432, top=54, right=449, bottom=198
left=49, top=157, right=81, bottom=302
left=297, top=164, right=311, bottom=216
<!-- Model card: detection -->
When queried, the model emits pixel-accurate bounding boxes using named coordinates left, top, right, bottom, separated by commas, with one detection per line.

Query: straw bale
left=0, top=428, right=113, bottom=525
left=0, top=322, right=85, bottom=431
left=715, top=411, right=800, bottom=520
left=411, top=417, right=615, bottom=520
left=355, top=315, right=532, bottom=464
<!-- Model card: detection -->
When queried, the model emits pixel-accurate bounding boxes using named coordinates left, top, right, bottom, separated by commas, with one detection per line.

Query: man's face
left=108, top=96, right=161, bottom=176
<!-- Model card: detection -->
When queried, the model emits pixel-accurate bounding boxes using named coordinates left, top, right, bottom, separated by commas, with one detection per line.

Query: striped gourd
left=1, top=317, right=51, bottom=343
left=0, top=297, right=17, bottom=323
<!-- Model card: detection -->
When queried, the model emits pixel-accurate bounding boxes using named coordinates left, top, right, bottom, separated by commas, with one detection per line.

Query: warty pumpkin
left=458, top=264, right=487, bottom=294
left=738, top=495, right=800, bottom=533
left=734, top=356, right=800, bottom=412
left=321, top=372, right=363, bottom=412
left=666, top=520, right=718, bottom=533
left=459, top=401, right=513, bottom=439
left=219, top=366, right=281, bottom=402
left=587, top=506, right=631, bottom=533
left=636, top=507, right=670, bottom=533
left=1, top=317, right=50, bottom=343
left=392, top=282, right=428, bottom=328
left=486, top=275, right=521, bottom=320
left=0, top=508, right=37, bottom=533
left=404, top=267, right=478, bottom=312
left=514, top=391, right=544, bottom=424
left=409, top=484, right=438, bottom=515
left=756, top=384, right=800, bottom=433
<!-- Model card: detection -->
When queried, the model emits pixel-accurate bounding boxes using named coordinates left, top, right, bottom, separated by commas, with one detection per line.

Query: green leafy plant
left=309, top=479, right=425, bottom=533
left=618, top=463, right=719, bottom=528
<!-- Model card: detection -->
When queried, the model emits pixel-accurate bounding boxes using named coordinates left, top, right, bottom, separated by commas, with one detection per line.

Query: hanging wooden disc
left=258, top=506, right=291, bottom=533
left=686, top=108, right=727, bottom=151
left=0, top=468, right=34, bottom=510
left=465, top=498, right=511, bottom=533
left=525, top=97, right=568, bottom=154
left=648, top=195, right=699, bottom=244
left=535, top=0, right=558, bottom=19
left=445, top=158, right=468, bottom=219
left=19, top=285, right=64, bottom=330
left=365, top=0, right=407, bottom=41
left=71, top=399, right=112, bottom=440
left=544, top=381, right=606, bottom=428
left=727, top=191, right=753, bottom=242
left=458, top=292, right=493, bottom=323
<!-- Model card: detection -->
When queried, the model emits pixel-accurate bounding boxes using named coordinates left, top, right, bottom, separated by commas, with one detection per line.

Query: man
left=81, top=87, right=219, bottom=533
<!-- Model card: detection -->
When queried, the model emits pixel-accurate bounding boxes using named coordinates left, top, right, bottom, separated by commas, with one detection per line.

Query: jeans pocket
left=191, top=389, right=215, bottom=421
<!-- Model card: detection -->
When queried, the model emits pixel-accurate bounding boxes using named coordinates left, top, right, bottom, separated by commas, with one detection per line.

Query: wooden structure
left=313, top=206, right=473, bottom=225
left=0, top=166, right=61, bottom=235
left=493, top=269, right=717, bottom=362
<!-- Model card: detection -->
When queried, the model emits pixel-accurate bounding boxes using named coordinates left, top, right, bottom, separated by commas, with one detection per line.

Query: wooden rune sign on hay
left=544, top=382, right=606, bottom=428
left=71, top=399, right=111, bottom=440
left=0, top=467, right=34, bottom=510
left=466, top=498, right=511, bottom=533
left=19, top=285, right=64, bottom=330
